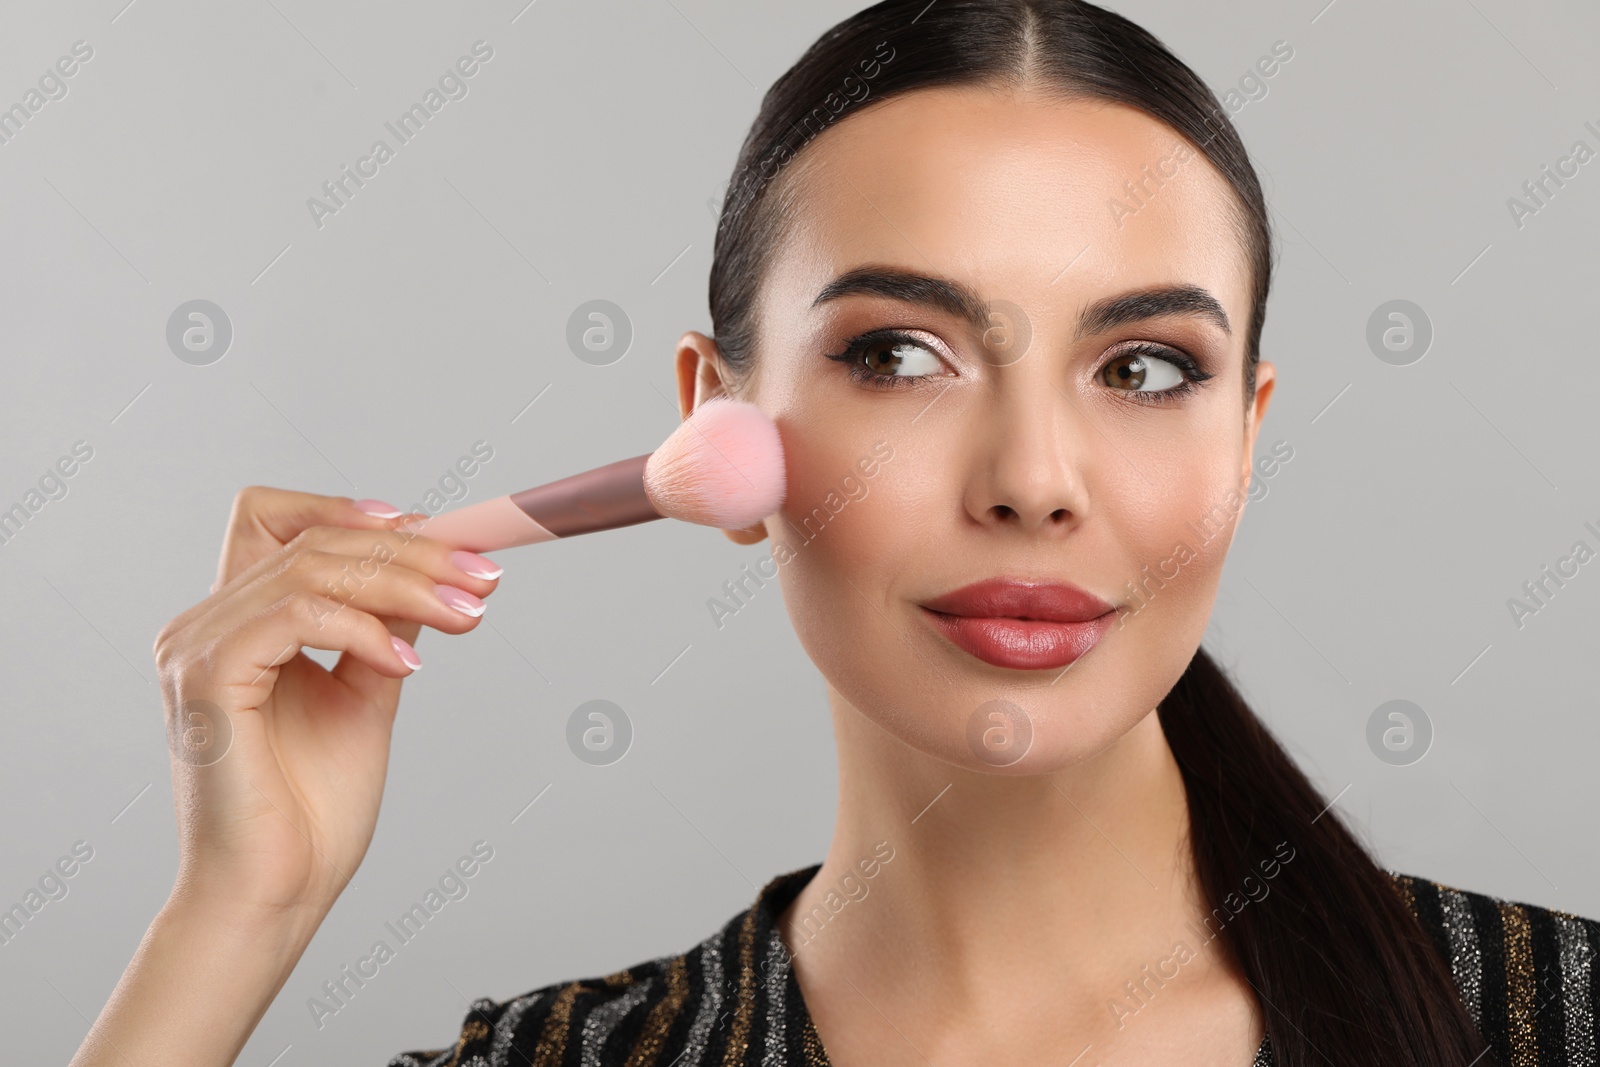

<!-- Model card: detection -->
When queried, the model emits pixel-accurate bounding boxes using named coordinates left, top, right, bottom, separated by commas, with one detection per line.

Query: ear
left=674, top=330, right=730, bottom=416
left=674, top=330, right=769, bottom=546
left=1240, top=359, right=1277, bottom=492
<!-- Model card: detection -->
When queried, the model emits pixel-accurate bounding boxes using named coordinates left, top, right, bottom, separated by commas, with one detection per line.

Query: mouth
left=918, top=578, right=1118, bottom=671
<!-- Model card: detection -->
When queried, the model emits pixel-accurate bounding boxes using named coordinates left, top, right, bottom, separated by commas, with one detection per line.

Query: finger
left=321, top=528, right=502, bottom=700
left=214, top=486, right=428, bottom=593
left=156, top=519, right=502, bottom=697
left=338, top=615, right=425, bottom=704
left=175, top=590, right=422, bottom=716
left=231, top=524, right=502, bottom=631
left=163, top=501, right=434, bottom=649
left=177, top=542, right=491, bottom=670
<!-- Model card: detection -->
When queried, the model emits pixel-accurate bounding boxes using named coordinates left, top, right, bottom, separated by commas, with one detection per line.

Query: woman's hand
left=68, top=489, right=503, bottom=1067
left=153, top=486, right=501, bottom=921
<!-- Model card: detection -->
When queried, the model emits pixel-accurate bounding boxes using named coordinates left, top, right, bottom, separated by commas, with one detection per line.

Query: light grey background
left=2, top=0, right=1595, bottom=1061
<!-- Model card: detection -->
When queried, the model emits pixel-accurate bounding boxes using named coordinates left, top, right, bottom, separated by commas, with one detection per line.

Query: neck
left=779, top=687, right=1225, bottom=1021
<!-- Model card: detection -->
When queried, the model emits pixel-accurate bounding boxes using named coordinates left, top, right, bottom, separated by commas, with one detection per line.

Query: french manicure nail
left=450, top=550, right=503, bottom=580
left=355, top=498, right=404, bottom=518
left=435, top=584, right=486, bottom=617
left=391, top=635, right=422, bottom=672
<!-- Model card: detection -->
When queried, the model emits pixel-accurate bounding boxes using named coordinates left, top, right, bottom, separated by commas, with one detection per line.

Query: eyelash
left=823, top=328, right=1215, bottom=405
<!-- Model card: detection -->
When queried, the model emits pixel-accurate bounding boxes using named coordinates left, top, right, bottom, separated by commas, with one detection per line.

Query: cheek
left=768, top=404, right=950, bottom=586
left=1107, top=425, right=1248, bottom=625
left=764, top=420, right=931, bottom=683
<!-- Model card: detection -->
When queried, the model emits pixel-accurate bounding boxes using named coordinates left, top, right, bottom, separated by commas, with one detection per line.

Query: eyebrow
left=810, top=266, right=1231, bottom=339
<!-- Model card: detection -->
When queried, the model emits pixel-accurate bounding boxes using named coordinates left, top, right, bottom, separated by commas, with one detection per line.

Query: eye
left=1100, top=343, right=1213, bottom=405
left=825, top=329, right=947, bottom=388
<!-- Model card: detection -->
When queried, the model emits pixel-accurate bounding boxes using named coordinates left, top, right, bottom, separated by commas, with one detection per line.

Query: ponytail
left=1159, top=646, right=1484, bottom=1064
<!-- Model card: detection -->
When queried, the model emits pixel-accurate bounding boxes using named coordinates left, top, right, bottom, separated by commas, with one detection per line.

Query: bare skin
left=674, top=85, right=1277, bottom=1064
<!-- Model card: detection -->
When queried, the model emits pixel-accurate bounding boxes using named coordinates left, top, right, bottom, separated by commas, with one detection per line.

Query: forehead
left=761, top=85, right=1253, bottom=339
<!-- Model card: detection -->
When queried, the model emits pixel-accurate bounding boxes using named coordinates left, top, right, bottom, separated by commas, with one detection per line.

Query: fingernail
left=391, top=635, right=422, bottom=672
left=450, top=550, right=503, bottom=580
left=435, top=584, right=486, bottom=617
left=354, top=498, right=404, bottom=518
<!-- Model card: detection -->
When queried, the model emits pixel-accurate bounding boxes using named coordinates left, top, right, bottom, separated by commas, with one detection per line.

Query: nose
left=962, top=385, right=1090, bottom=533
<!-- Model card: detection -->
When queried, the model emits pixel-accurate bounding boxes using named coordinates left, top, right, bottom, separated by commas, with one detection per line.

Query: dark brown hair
left=706, top=2, right=1485, bottom=1063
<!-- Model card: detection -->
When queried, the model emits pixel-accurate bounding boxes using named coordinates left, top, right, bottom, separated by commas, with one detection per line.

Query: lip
left=919, top=578, right=1118, bottom=671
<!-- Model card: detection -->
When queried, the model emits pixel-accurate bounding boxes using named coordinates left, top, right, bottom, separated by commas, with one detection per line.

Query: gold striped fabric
left=1253, top=875, right=1600, bottom=1067
left=387, top=865, right=1600, bottom=1067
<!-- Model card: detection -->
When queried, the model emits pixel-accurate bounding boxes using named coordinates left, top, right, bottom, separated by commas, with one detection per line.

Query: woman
left=72, top=2, right=1596, bottom=1065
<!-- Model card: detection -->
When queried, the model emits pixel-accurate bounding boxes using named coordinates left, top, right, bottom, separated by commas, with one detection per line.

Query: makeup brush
left=406, top=397, right=786, bottom=553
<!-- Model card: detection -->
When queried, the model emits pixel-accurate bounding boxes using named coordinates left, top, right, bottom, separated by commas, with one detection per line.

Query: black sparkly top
left=386, top=863, right=1599, bottom=1066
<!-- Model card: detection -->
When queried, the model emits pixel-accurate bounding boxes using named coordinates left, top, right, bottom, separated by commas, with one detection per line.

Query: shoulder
left=1385, top=870, right=1600, bottom=1062
left=385, top=864, right=821, bottom=1067
left=385, top=950, right=689, bottom=1067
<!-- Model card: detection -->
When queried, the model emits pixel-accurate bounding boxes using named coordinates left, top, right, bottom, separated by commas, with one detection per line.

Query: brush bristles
left=643, top=398, right=786, bottom=529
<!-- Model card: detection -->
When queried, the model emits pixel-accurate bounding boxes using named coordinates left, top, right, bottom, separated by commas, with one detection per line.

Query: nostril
left=988, top=504, right=1072, bottom=524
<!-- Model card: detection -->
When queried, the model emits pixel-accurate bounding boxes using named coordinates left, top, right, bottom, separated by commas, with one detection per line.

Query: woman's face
left=691, top=86, right=1275, bottom=774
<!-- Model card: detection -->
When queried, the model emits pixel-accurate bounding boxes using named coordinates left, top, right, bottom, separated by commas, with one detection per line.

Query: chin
left=838, top=637, right=1183, bottom=776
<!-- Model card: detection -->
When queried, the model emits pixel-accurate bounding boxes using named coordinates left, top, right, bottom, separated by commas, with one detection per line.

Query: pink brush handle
left=406, top=496, right=561, bottom=553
